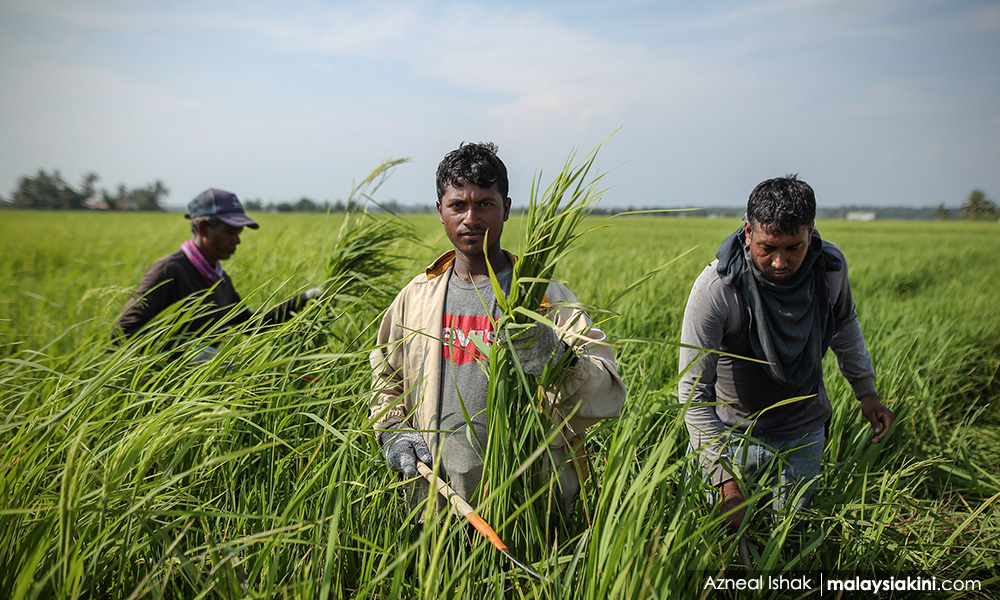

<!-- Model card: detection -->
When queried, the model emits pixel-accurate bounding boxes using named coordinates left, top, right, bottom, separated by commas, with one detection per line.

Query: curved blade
left=500, top=548, right=549, bottom=583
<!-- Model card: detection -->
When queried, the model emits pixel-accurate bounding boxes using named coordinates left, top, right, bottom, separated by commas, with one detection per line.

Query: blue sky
left=1, top=0, right=997, bottom=210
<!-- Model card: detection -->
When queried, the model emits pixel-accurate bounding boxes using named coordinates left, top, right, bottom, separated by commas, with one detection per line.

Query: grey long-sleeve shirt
left=678, top=241, right=877, bottom=486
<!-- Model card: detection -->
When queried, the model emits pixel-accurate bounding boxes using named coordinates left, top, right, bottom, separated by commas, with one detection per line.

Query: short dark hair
left=435, top=142, right=509, bottom=201
left=746, top=174, right=816, bottom=236
left=190, top=215, right=222, bottom=236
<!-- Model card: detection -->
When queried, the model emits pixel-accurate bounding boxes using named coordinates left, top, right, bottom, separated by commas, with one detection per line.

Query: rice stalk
left=479, top=143, right=609, bottom=570
left=3, top=184, right=1000, bottom=597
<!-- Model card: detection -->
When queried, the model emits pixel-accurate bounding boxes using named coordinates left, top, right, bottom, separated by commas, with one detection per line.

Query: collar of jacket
left=423, top=249, right=551, bottom=309
left=424, top=249, right=520, bottom=279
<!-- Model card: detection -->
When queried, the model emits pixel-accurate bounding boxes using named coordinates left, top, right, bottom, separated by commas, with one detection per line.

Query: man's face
left=437, top=182, right=511, bottom=258
left=199, top=221, right=243, bottom=263
left=744, top=221, right=813, bottom=283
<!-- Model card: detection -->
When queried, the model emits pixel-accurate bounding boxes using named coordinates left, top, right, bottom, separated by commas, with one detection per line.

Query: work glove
left=379, top=423, right=433, bottom=478
left=500, top=322, right=569, bottom=377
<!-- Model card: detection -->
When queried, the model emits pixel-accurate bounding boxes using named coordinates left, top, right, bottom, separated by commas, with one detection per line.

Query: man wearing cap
left=112, top=188, right=320, bottom=350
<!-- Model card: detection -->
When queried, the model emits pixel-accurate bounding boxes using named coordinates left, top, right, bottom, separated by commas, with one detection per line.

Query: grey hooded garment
left=678, top=226, right=877, bottom=485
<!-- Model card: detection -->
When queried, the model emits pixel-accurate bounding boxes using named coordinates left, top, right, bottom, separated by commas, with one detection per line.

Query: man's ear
left=743, top=220, right=753, bottom=242
left=436, top=200, right=444, bottom=224
left=503, top=197, right=512, bottom=221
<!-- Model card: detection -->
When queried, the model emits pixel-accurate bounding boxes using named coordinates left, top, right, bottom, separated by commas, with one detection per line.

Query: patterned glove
left=502, top=322, right=568, bottom=377
left=379, top=424, right=433, bottom=478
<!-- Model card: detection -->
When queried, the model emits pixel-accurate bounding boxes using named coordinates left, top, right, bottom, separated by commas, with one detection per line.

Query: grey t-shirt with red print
left=437, top=263, right=513, bottom=504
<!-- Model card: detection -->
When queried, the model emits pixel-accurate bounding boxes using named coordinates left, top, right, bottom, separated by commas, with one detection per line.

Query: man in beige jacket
left=369, top=142, right=626, bottom=517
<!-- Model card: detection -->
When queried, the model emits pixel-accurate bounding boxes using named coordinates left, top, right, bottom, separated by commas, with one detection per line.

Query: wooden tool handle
left=416, top=462, right=508, bottom=551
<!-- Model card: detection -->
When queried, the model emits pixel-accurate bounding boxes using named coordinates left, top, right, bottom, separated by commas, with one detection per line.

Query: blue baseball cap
left=185, top=188, right=259, bottom=229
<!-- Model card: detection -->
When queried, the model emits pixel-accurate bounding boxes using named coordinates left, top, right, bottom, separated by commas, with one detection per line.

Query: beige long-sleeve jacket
left=369, top=250, right=626, bottom=510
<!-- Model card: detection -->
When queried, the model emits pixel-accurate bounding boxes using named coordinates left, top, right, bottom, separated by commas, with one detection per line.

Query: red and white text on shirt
left=442, top=314, right=496, bottom=366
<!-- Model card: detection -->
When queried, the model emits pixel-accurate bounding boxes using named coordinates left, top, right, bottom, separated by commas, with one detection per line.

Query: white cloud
left=974, top=2, right=1000, bottom=31
left=1, top=0, right=997, bottom=207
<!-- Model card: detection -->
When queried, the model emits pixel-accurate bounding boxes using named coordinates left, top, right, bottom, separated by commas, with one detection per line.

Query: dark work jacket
left=113, top=250, right=304, bottom=342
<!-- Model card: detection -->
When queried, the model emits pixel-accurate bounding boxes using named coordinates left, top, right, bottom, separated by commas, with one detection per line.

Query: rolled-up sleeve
left=543, top=284, right=627, bottom=442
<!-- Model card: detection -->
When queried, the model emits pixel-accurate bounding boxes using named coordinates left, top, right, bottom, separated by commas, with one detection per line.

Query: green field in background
left=1, top=209, right=998, bottom=598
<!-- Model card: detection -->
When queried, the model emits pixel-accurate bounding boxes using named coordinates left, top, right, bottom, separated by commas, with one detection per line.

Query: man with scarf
left=112, top=188, right=321, bottom=359
left=678, top=175, right=894, bottom=530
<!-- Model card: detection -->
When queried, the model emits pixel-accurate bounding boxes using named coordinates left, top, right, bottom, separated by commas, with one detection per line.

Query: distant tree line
left=0, top=170, right=169, bottom=211
left=600, top=189, right=998, bottom=221
left=957, top=189, right=996, bottom=220
left=931, top=190, right=997, bottom=220
left=245, top=197, right=362, bottom=213
left=2, top=170, right=995, bottom=222
left=242, top=198, right=434, bottom=214
left=0, top=170, right=414, bottom=214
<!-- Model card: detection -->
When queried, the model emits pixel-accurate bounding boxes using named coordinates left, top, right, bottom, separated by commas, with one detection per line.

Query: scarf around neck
left=181, top=239, right=224, bottom=285
left=715, top=224, right=842, bottom=387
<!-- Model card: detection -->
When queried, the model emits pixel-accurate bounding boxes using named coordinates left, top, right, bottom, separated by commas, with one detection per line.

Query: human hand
left=860, top=395, right=894, bottom=443
left=379, top=424, right=433, bottom=477
left=304, top=287, right=324, bottom=301
left=500, top=322, right=568, bottom=377
left=719, top=479, right=748, bottom=532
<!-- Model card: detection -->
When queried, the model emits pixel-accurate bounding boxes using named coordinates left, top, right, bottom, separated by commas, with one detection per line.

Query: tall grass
left=479, top=145, right=608, bottom=570
left=2, top=192, right=999, bottom=596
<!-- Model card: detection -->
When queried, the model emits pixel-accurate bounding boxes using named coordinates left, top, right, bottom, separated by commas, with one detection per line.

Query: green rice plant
left=3, top=188, right=1000, bottom=597
left=0, top=163, right=422, bottom=600
left=322, top=159, right=417, bottom=300
left=278, top=161, right=418, bottom=360
left=478, top=143, right=610, bottom=572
